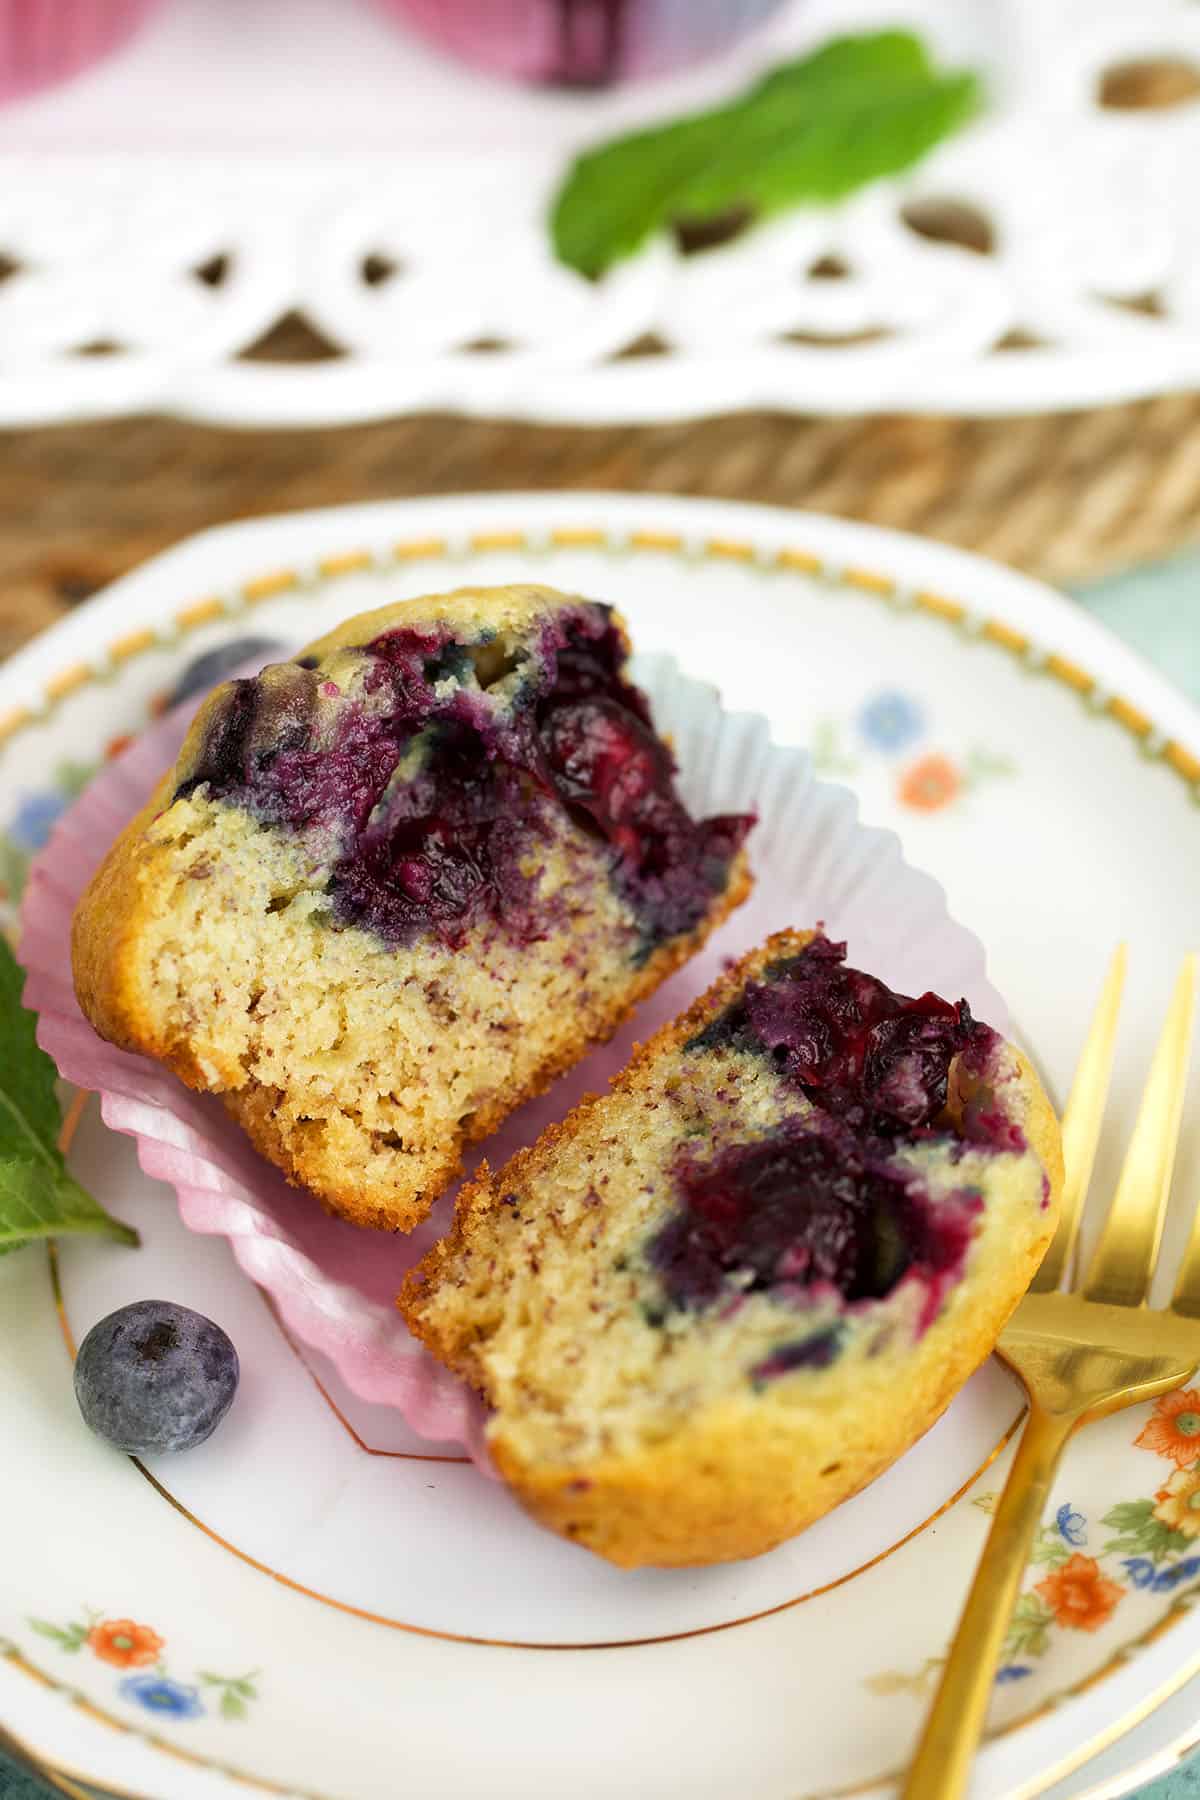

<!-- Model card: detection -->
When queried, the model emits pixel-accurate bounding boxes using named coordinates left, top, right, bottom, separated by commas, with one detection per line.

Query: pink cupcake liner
left=18, top=651, right=1006, bottom=1468
left=0, top=0, right=164, bottom=105
left=21, top=682, right=492, bottom=1468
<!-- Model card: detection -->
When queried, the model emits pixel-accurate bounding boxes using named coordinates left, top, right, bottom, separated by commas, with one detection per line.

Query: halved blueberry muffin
left=402, top=930, right=1062, bottom=1567
left=72, top=585, right=753, bottom=1230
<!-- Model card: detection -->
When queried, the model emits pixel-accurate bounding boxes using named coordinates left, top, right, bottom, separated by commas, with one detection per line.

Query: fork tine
left=1167, top=963, right=1200, bottom=1317
left=1081, top=954, right=1197, bottom=1308
left=1029, top=945, right=1127, bottom=1293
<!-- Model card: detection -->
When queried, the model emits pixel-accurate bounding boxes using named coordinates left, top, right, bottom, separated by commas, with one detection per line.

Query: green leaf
left=1107, top=1525, right=1191, bottom=1563
left=54, top=762, right=98, bottom=802
left=810, top=720, right=859, bottom=776
left=1102, top=1501, right=1156, bottom=1533
left=1100, top=1499, right=1191, bottom=1563
left=0, top=839, right=31, bottom=905
left=28, top=1617, right=88, bottom=1653
left=0, top=938, right=137, bottom=1256
left=964, top=747, right=1017, bottom=784
left=0, top=938, right=70, bottom=1168
left=1029, top=1526, right=1071, bottom=1568
left=199, top=1669, right=257, bottom=1719
left=0, top=1157, right=137, bottom=1256
left=551, top=31, right=982, bottom=278
left=1003, top=1593, right=1054, bottom=1659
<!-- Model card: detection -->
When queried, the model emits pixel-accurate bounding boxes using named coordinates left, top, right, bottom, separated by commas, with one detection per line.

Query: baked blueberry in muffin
left=72, top=585, right=753, bottom=1230
left=402, top=930, right=1062, bottom=1567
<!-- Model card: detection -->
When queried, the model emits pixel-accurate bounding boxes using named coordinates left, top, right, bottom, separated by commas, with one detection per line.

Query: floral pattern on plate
left=26, top=1606, right=259, bottom=1724
left=811, top=686, right=1017, bottom=812
left=871, top=1392, right=1200, bottom=1695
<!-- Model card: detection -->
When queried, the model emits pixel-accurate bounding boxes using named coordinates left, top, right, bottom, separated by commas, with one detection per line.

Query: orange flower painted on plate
left=87, top=1619, right=165, bottom=1668
left=1154, top=1467, right=1200, bottom=1538
left=1135, top=1389, right=1200, bottom=1469
left=897, top=753, right=961, bottom=813
left=1034, top=1554, right=1124, bottom=1632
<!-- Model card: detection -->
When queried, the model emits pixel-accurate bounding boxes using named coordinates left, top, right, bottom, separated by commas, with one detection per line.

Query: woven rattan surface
left=5, top=383, right=1200, bottom=660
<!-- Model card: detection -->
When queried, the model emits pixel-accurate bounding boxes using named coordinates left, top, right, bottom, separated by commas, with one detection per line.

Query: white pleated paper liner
left=18, top=649, right=1007, bottom=1464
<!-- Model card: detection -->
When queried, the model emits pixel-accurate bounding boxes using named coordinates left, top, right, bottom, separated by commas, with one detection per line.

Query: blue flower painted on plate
left=1150, top=1555, right=1200, bottom=1593
left=119, top=1674, right=204, bottom=1719
left=856, top=691, right=925, bottom=754
left=995, top=1664, right=1033, bottom=1683
left=1, top=763, right=98, bottom=905
left=8, top=789, right=70, bottom=853
left=1056, top=1502, right=1087, bottom=1546
left=1122, top=1556, right=1157, bottom=1589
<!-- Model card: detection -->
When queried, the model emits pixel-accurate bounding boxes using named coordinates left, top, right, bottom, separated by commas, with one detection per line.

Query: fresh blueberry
left=73, top=1300, right=239, bottom=1454
left=167, top=637, right=285, bottom=708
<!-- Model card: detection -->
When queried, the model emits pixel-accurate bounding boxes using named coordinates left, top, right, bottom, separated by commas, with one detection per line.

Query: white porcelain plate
left=2, top=494, right=1199, bottom=1800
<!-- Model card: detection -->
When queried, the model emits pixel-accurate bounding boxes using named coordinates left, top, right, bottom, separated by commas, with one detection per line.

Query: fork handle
left=902, top=1405, right=1077, bottom=1799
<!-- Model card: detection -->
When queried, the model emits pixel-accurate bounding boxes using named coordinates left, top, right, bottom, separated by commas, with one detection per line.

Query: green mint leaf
left=0, top=935, right=69, bottom=1168
left=551, top=31, right=982, bottom=278
left=0, top=938, right=137, bottom=1255
left=0, top=1157, right=137, bottom=1255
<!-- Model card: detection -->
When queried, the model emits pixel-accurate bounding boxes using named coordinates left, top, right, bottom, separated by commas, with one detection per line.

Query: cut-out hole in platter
left=612, top=331, right=672, bottom=360
left=806, top=253, right=851, bottom=281
left=1100, top=289, right=1167, bottom=318
left=901, top=197, right=995, bottom=256
left=238, top=310, right=344, bottom=363
left=992, top=327, right=1051, bottom=352
left=1098, top=56, right=1200, bottom=109
left=0, top=252, right=20, bottom=284
left=782, top=327, right=892, bottom=350
left=361, top=252, right=401, bottom=288
left=674, top=205, right=755, bottom=256
left=193, top=252, right=232, bottom=289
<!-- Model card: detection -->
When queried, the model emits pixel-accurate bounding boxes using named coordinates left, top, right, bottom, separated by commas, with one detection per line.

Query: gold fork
left=903, top=946, right=1199, bottom=1799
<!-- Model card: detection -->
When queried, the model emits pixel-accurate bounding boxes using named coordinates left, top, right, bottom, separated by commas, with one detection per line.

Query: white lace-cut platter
left=2, top=0, right=1200, bottom=424
left=2, top=494, right=1200, bottom=1800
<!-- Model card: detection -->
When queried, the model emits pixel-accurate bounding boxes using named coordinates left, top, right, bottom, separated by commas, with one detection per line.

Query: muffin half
left=72, top=584, right=752, bottom=1230
left=403, top=929, right=1062, bottom=1567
